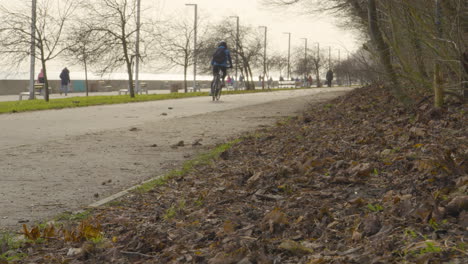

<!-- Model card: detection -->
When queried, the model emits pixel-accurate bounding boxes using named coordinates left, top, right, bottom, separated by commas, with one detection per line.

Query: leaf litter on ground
left=9, top=84, right=467, bottom=263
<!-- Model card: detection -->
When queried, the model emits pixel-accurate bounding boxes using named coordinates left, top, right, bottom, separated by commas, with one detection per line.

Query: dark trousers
left=211, top=66, right=227, bottom=90
left=212, top=65, right=227, bottom=80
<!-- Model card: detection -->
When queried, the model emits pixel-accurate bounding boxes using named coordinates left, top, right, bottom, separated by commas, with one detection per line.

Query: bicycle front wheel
left=215, top=86, right=222, bottom=101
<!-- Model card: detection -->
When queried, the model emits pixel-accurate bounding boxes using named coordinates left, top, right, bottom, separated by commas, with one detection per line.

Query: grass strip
left=0, top=87, right=312, bottom=114
left=134, top=138, right=242, bottom=193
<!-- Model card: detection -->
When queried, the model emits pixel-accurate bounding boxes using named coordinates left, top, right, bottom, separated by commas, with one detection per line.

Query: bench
left=19, top=91, right=41, bottom=100
left=19, top=84, right=52, bottom=100
left=118, top=89, right=129, bottom=95
left=278, top=81, right=297, bottom=88
left=119, top=82, right=148, bottom=95
left=187, top=82, right=201, bottom=92
left=188, top=87, right=201, bottom=92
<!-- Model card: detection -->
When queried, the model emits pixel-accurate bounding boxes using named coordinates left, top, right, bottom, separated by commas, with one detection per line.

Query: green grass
left=0, top=232, right=27, bottom=262
left=134, top=138, right=242, bottom=193
left=54, top=210, right=92, bottom=222
left=0, top=87, right=315, bottom=114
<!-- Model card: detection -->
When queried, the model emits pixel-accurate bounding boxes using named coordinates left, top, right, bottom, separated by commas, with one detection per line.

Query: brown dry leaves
left=14, top=85, right=468, bottom=263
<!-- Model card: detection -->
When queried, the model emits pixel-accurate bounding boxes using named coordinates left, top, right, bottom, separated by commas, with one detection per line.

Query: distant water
left=0, top=71, right=214, bottom=81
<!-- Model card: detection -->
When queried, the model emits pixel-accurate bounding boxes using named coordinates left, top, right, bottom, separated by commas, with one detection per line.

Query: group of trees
left=266, top=0, right=467, bottom=104
left=0, top=0, right=359, bottom=101
left=1, top=0, right=465, bottom=103
left=0, top=0, right=150, bottom=100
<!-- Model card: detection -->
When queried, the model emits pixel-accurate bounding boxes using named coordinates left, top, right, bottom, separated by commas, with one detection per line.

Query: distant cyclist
left=211, top=41, right=233, bottom=91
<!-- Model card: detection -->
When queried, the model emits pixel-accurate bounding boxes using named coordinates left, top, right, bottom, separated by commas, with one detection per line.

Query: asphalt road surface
left=0, top=88, right=354, bottom=231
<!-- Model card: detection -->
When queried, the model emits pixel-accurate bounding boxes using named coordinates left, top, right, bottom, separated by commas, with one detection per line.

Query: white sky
left=153, top=0, right=359, bottom=54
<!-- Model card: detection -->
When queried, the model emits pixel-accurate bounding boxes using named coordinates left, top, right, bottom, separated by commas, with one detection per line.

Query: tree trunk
left=405, top=9, right=428, bottom=79
left=315, top=64, right=321, bottom=87
left=183, top=64, right=188, bottom=93
left=368, top=0, right=409, bottom=103
left=122, top=34, right=134, bottom=97
left=126, top=59, right=134, bottom=97
left=434, top=62, right=444, bottom=107
left=39, top=46, right=49, bottom=102
left=84, top=58, right=89, bottom=96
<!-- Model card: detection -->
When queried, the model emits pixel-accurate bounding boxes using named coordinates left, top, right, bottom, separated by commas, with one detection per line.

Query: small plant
left=63, top=218, right=103, bottom=242
left=89, top=236, right=104, bottom=244
left=163, top=205, right=177, bottom=220
left=418, top=241, right=442, bottom=254
left=367, top=203, right=384, bottom=212
left=194, top=191, right=208, bottom=207
left=404, top=228, right=418, bottom=239
left=428, top=218, right=439, bottom=231
left=373, top=168, right=379, bottom=176
left=324, top=103, right=334, bottom=109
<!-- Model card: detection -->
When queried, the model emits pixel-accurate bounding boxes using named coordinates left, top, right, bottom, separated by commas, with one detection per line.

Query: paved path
left=0, top=87, right=354, bottom=230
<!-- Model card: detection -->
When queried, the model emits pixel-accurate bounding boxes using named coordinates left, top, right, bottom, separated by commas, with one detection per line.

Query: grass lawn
left=0, top=88, right=305, bottom=114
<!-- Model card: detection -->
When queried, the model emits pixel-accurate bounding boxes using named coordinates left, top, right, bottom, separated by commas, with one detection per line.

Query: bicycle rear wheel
left=212, top=77, right=220, bottom=101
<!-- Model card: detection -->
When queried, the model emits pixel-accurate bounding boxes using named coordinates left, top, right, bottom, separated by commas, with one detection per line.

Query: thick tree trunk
left=39, top=46, right=49, bottom=102
left=84, top=59, right=89, bottom=97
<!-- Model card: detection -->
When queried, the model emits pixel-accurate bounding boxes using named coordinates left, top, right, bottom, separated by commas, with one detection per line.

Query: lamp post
left=186, top=3, right=197, bottom=93
left=29, top=0, right=37, bottom=100
left=283, top=32, right=291, bottom=80
left=259, top=26, right=267, bottom=89
left=229, top=16, right=239, bottom=89
left=347, top=51, right=351, bottom=86
left=134, top=0, right=141, bottom=96
left=301, top=38, right=308, bottom=80
left=328, top=46, right=331, bottom=70
left=314, top=42, right=321, bottom=87
left=336, top=49, right=340, bottom=86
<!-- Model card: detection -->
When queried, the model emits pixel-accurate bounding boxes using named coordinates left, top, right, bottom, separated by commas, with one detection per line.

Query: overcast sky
left=154, top=0, right=360, bottom=54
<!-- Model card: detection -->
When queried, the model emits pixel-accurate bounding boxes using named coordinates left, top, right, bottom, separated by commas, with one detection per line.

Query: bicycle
left=211, top=69, right=223, bottom=101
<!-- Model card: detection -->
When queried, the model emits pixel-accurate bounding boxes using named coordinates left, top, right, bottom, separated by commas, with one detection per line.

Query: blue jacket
left=211, top=46, right=232, bottom=67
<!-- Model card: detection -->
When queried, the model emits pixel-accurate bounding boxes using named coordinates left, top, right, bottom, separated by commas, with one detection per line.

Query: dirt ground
left=0, top=88, right=353, bottom=231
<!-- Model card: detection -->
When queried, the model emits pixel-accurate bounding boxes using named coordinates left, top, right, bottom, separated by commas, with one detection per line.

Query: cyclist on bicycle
left=211, top=41, right=233, bottom=90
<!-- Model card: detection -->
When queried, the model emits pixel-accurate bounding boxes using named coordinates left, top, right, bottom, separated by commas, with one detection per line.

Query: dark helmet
left=218, top=41, right=227, bottom=48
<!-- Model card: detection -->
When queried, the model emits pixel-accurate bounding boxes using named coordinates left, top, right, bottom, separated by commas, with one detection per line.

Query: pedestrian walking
left=37, top=68, right=44, bottom=84
left=59, top=67, right=71, bottom=96
left=326, top=69, right=334, bottom=87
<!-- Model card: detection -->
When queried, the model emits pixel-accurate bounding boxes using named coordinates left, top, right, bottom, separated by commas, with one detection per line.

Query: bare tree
left=198, top=22, right=263, bottom=90
left=64, top=25, right=109, bottom=96
left=268, top=53, right=288, bottom=79
left=79, top=0, right=149, bottom=98
left=0, top=0, right=78, bottom=101
left=155, top=17, right=207, bottom=93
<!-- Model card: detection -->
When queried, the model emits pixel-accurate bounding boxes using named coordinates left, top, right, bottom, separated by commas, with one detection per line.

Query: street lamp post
left=186, top=3, right=197, bottom=93
left=301, top=38, right=308, bottom=81
left=328, top=46, right=331, bottom=70
left=336, top=49, right=340, bottom=85
left=283, top=32, right=291, bottom=80
left=347, top=51, right=351, bottom=86
left=29, top=0, right=37, bottom=100
left=314, top=42, right=321, bottom=87
left=134, top=0, right=141, bottom=96
left=230, top=16, right=239, bottom=89
left=259, top=26, right=267, bottom=89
